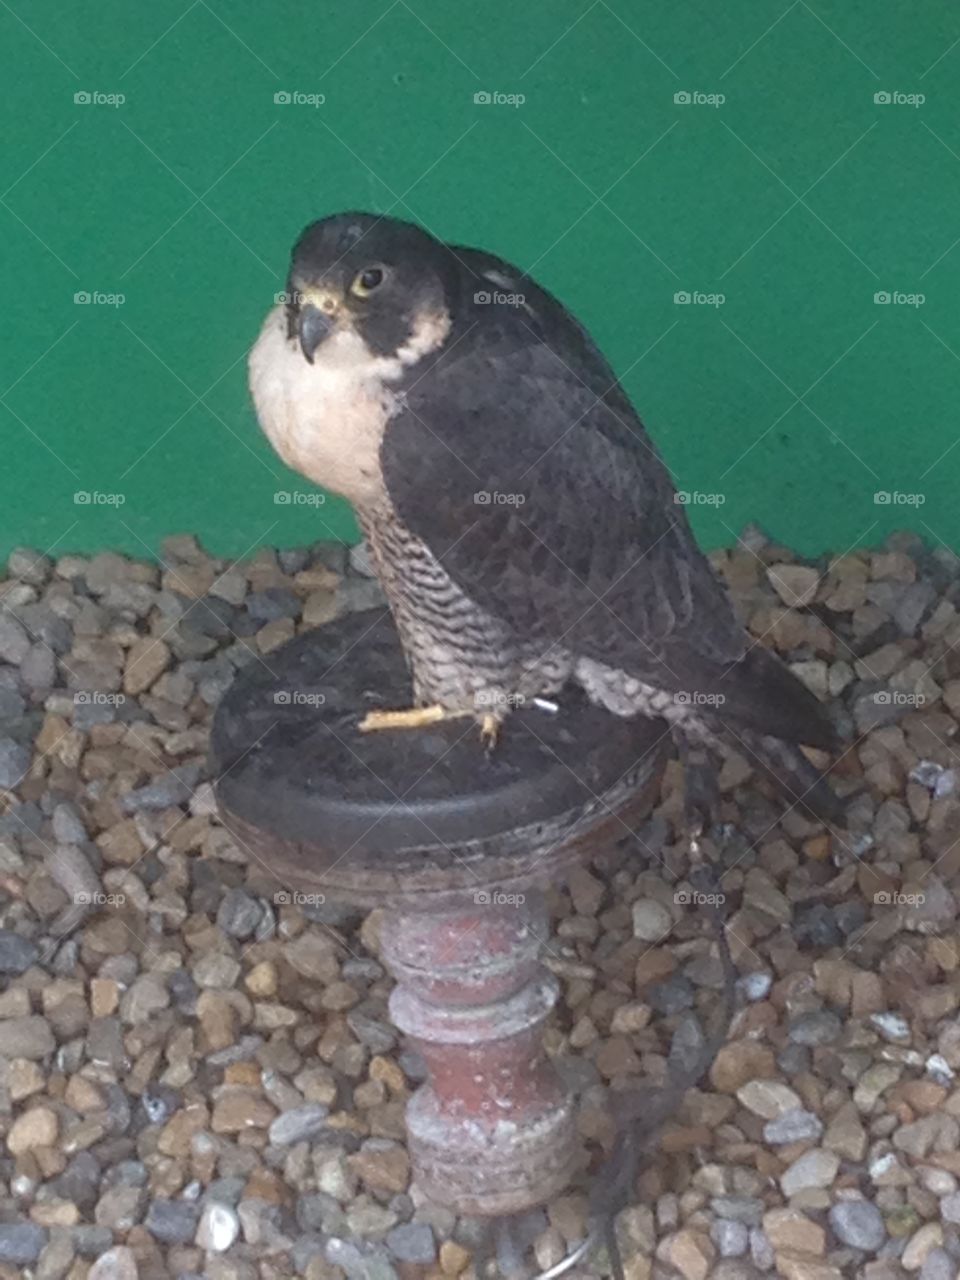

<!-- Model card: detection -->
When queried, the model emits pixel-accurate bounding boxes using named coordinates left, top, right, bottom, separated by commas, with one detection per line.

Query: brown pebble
left=710, top=1042, right=776, bottom=1093
left=8, top=1104, right=58, bottom=1154
left=210, top=1090, right=277, bottom=1133
left=439, top=1241, right=471, bottom=1276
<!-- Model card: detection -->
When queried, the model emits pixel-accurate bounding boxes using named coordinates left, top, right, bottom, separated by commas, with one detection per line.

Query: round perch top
left=210, top=609, right=667, bottom=905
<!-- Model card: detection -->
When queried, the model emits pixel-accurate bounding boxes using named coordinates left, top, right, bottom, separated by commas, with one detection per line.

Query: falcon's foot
left=358, top=705, right=503, bottom=751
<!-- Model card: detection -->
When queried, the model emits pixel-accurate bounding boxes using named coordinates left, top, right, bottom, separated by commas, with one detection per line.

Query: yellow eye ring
left=351, top=266, right=385, bottom=297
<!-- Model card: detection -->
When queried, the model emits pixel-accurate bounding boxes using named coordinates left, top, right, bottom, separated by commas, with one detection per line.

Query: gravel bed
left=0, top=528, right=959, bottom=1279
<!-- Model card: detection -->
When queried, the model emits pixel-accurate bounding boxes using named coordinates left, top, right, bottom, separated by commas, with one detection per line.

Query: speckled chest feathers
left=358, top=500, right=573, bottom=710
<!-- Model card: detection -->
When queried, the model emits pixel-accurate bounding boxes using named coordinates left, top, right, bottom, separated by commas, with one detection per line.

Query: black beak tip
left=298, top=304, right=334, bottom=363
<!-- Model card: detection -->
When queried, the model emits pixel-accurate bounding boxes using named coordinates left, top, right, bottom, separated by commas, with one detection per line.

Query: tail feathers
left=716, top=724, right=844, bottom=823
left=723, top=646, right=839, bottom=752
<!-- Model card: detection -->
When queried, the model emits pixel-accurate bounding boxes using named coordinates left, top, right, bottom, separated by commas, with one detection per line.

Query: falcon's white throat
left=248, top=304, right=450, bottom=507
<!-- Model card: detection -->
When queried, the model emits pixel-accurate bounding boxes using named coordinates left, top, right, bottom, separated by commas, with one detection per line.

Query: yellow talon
left=480, top=713, right=501, bottom=751
left=357, top=705, right=504, bottom=751
left=358, top=705, right=470, bottom=732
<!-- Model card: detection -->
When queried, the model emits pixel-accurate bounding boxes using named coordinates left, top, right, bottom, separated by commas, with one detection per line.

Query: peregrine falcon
left=249, top=212, right=839, bottom=817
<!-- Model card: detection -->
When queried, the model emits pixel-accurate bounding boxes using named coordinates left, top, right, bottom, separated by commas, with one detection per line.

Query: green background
left=2, top=1, right=959, bottom=564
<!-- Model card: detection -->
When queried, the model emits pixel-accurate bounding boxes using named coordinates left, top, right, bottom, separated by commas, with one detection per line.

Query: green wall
left=3, top=2, right=959, bottom=562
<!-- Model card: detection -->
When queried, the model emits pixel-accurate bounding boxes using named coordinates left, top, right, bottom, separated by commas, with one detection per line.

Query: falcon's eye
left=351, top=266, right=385, bottom=297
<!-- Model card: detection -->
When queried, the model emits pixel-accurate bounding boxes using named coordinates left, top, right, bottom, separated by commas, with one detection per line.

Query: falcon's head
left=285, top=212, right=458, bottom=366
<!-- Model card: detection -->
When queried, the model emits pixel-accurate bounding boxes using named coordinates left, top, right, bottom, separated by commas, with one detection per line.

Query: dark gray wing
left=383, top=322, right=835, bottom=749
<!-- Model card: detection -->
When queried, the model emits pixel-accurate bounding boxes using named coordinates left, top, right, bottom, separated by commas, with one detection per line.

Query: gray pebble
left=711, top=1218, right=749, bottom=1257
left=145, top=1198, right=200, bottom=1244
left=342, top=957, right=384, bottom=982
left=397, top=1048, right=428, bottom=1082
left=167, top=968, right=199, bottom=1015
left=920, top=1248, right=956, bottom=1280
left=777, top=1042, right=812, bottom=1075
left=73, top=699, right=118, bottom=729
left=325, top=1238, right=399, bottom=1280
left=52, top=802, right=88, bottom=844
left=737, top=972, right=773, bottom=1002
left=788, top=1010, right=842, bottom=1045
left=794, top=903, right=842, bottom=948
left=0, top=684, right=26, bottom=723
left=246, top=588, right=301, bottom=623
left=749, top=1228, right=775, bottom=1270
left=18, top=605, right=72, bottom=654
left=187, top=597, right=238, bottom=639
left=835, top=900, right=868, bottom=936
left=763, top=1108, right=824, bottom=1145
left=349, top=541, right=376, bottom=577
left=8, top=548, right=51, bottom=585
left=86, top=1017, right=126, bottom=1070
left=347, top=1008, right=398, bottom=1054
left=894, top=580, right=936, bottom=635
left=648, top=974, right=695, bottom=1015
left=269, top=1103, right=329, bottom=1146
left=121, top=766, right=198, bottom=813
left=216, top=887, right=266, bottom=940
left=71, top=1225, right=115, bottom=1258
left=290, top=1235, right=327, bottom=1272
left=20, top=644, right=56, bottom=689
left=297, top=1192, right=347, bottom=1235
left=0, top=614, right=31, bottom=664
left=337, top=578, right=387, bottom=613
left=0, top=1221, right=48, bottom=1264
left=141, top=1085, right=179, bottom=1126
left=385, top=1221, right=437, bottom=1264
left=203, top=1176, right=246, bottom=1207
left=278, top=546, right=310, bottom=574
left=3, top=1015, right=55, bottom=1059
left=0, top=737, right=31, bottom=790
left=0, top=928, right=39, bottom=974
left=312, top=541, right=349, bottom=574
left=45, top=842, right=101, bottom=905
left=828, top=1200, right=886, bottom=1251
left=53, top=1152, right=101, bottom=1212
left=206, top=1034, right=263, bottom=1067
left=711, top=1197, right=765, bottom=1227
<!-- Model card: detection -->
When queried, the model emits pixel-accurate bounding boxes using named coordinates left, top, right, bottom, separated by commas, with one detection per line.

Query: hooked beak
left=297, top=303, right=336, bottom=364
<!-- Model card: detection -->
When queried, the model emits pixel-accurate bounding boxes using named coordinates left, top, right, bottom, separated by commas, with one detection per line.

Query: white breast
left=248, top=306, right=395, bottom=506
